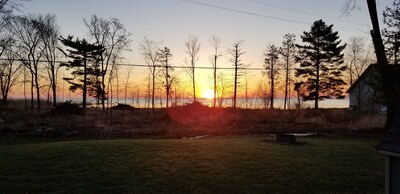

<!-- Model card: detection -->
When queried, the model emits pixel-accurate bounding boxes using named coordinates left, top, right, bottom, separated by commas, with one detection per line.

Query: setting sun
left=202, top=89, right=214, bottom=99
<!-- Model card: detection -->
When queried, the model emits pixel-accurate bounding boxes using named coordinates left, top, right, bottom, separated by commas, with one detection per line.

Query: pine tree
left=383, top=0, right=400, bottom=65
left=280, top=33, right=296, bottom=110
left=229, top=40, right=245, bottom=109
left=59, top=35, right=104, bottom=109
left=157, top=47, right=174, bottom=108
left=295, top=19, right=347, bottom=109
left=264, top=44, right=280, bottom=109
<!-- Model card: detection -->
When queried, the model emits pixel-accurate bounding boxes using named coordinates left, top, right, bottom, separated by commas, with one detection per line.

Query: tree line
left=3, top=0, right=400, bottom=112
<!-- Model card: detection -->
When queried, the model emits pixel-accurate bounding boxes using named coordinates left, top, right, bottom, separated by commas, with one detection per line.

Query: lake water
left=78, top=97, right=349, bottom=109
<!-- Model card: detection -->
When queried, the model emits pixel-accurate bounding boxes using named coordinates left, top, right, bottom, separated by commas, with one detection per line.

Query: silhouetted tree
left=184, top=36, right=200, bottom=102
left=157, top=47, right=173, bottom=108
left=343, top=0, right=400, bottom=130
left=34, top=14, right=60, bottom=108
left=383, top=0, right=400, bottom=65
left=84, top=15, right=131, bottom=109
left=345, top=36, right=375, bottom=111
left=9, top=15, right=43, bottom=111
left=124, top=66, right=133, bottom=105
left=229, top=40, right=245, bottom=109
left=346, top=36, right=365, bottom=85
left=139, top=37, right=160, bottom=111
left=280, top=33, right=296, bottom=110
left=0, top=44, right=21, bottom=104
left=59, top=35, right=104, bottom=109
left=264, top=44, right=280, bottom=109
left=293, top=81, right=306, bottom=110
left=295, top=19, right=347, bottom=109
left=217, top=71, right=230, bottom=108
left=209, top=35, right=223, bottom=107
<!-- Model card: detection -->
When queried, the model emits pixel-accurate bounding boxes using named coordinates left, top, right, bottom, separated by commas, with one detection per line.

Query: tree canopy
left=295, top=19, right=347, bottom=109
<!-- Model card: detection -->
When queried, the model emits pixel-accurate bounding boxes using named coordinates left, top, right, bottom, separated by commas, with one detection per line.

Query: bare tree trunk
left=233, top=49, right=238, bottom=109
left=192, top=66, right=196, bottom=102
left=366, top=0, right=395, bottom=130
left=213, top=55, right=217, bottom=107
left=23, top=67, right=27, bottom=111
left=30, top=73, right=34, bottom=111
left=270, top=61, right=274, bottom=109
left=116, top=68, right=119, bottom=104
left=152, top=66, right=155, bottom=111
left=284, top=55, right=289, bottom=110
left=51, top=65, right=56, bottom=108
left=34, top=66, right=40, bottom=111
left=83, top=55, right=87, bottom=109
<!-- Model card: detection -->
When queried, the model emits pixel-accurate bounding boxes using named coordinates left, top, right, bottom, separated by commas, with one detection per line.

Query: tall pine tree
left=59, top=35, right=104, bottom=109
left=264, top=44, right=280, bottom=109
left=383, top=0, right=400, bottom=65
left=295, top=19, right=347, bottom=109
left=157, top=47, right=174, bottom=108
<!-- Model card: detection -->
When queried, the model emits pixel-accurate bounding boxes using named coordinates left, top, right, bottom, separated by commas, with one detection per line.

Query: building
left=346, top=64, right=385, bottom=113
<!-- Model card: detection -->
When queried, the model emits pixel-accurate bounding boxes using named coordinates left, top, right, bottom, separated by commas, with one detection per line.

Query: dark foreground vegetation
left=0, top=100, right=385, bottom=138
left=0, top=101, right=386, bottom=193
left=0, top=136, right=384, bottom=193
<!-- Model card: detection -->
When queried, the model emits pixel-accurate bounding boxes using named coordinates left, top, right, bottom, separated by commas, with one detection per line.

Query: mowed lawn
left=0, top=136, right=384, bottom=193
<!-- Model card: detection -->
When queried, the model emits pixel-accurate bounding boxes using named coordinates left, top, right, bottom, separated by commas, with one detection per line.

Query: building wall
left=349, top=71, right=383, bottom=113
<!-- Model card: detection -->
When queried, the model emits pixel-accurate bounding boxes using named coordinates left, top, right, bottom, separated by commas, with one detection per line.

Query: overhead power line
left=181, top=0, right=362, bottom=32
left=248, top=0, right=367, bottom=27
left=0, top=58, right=298, bottom=71
left=181, top=0, right=310, bottom=25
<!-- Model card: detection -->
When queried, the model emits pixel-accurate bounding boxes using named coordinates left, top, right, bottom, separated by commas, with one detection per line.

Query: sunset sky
left=21, top=0, right=392, bottom=99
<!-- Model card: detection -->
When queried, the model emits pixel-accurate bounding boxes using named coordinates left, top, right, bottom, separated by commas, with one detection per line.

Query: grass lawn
left=0, top=136, right=384, bottom=193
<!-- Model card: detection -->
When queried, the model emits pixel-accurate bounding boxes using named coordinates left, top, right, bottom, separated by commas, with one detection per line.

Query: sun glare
left=202, top=89, right=214, bottom=99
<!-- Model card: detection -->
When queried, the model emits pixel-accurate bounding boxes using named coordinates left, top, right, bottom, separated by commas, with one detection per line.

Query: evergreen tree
left=229, top=40, right=245, bottom=109
left=263, top=44, right=280, bottom=109
left=383, top=0, right=400, bottom=65
left=59, top=35, right=104, bottom=109
left=280, top=33, right=296, bottom=110
left=157, top=47, right=174, bottom=108
left=295, top=19, right=347, bottom=109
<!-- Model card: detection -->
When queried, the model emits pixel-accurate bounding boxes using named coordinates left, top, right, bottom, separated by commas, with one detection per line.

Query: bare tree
left=242, top=64, right=251, bottom=108
left=34, top=14, right=60, bottom=108
left=9, top=15, right=43, bottom=111
left=209, top=35, right=223, bottom=107
left=344, top=0, right=399, bottom=130
left=280, top=33, right=296, bottom=110
left=256, top=79, right=270, bottom=109
left=264, top=44, right=280, bottom=109
left=0, top=45, right=21, bottom=104
left=346, top=36, right=366, bottom=85
left=184, top=36, right=200, bottom=102
left=157, top=47, right=173, bottom=108
left=229, top=39, right=245, bottom=109
left=124, top=66, right=133, bottom=104
left=217, top=71, right=230, bottom=108
left=84, top=15, right=131, bottom=109
left=139, top=37, right=160, bottom=111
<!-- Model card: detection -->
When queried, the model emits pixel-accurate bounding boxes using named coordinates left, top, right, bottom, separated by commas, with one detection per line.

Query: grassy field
left=0, top=136, right=384, bottom=193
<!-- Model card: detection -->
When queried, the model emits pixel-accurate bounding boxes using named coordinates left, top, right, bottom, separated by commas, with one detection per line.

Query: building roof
left=346, top=64, right=378, bottom=94
left=346, top=64, right=400, bottom=94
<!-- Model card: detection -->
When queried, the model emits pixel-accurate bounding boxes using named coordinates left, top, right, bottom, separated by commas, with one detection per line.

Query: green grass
left=0, top=136, right=384, bottom=194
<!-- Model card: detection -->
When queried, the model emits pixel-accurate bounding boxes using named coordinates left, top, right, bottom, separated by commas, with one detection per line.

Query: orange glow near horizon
left=202, top=89, right=214, bottom=99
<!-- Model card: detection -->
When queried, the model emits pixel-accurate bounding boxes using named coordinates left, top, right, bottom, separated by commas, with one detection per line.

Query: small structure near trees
left=346, top=63, right=400, bottom=113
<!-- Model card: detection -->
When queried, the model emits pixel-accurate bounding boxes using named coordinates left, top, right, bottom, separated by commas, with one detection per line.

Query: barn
left=346, top=64, right=385, bottom=113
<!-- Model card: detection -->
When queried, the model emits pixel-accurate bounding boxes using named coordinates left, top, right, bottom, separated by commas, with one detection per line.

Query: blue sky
left=22, top=0, right=392, bottom=94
